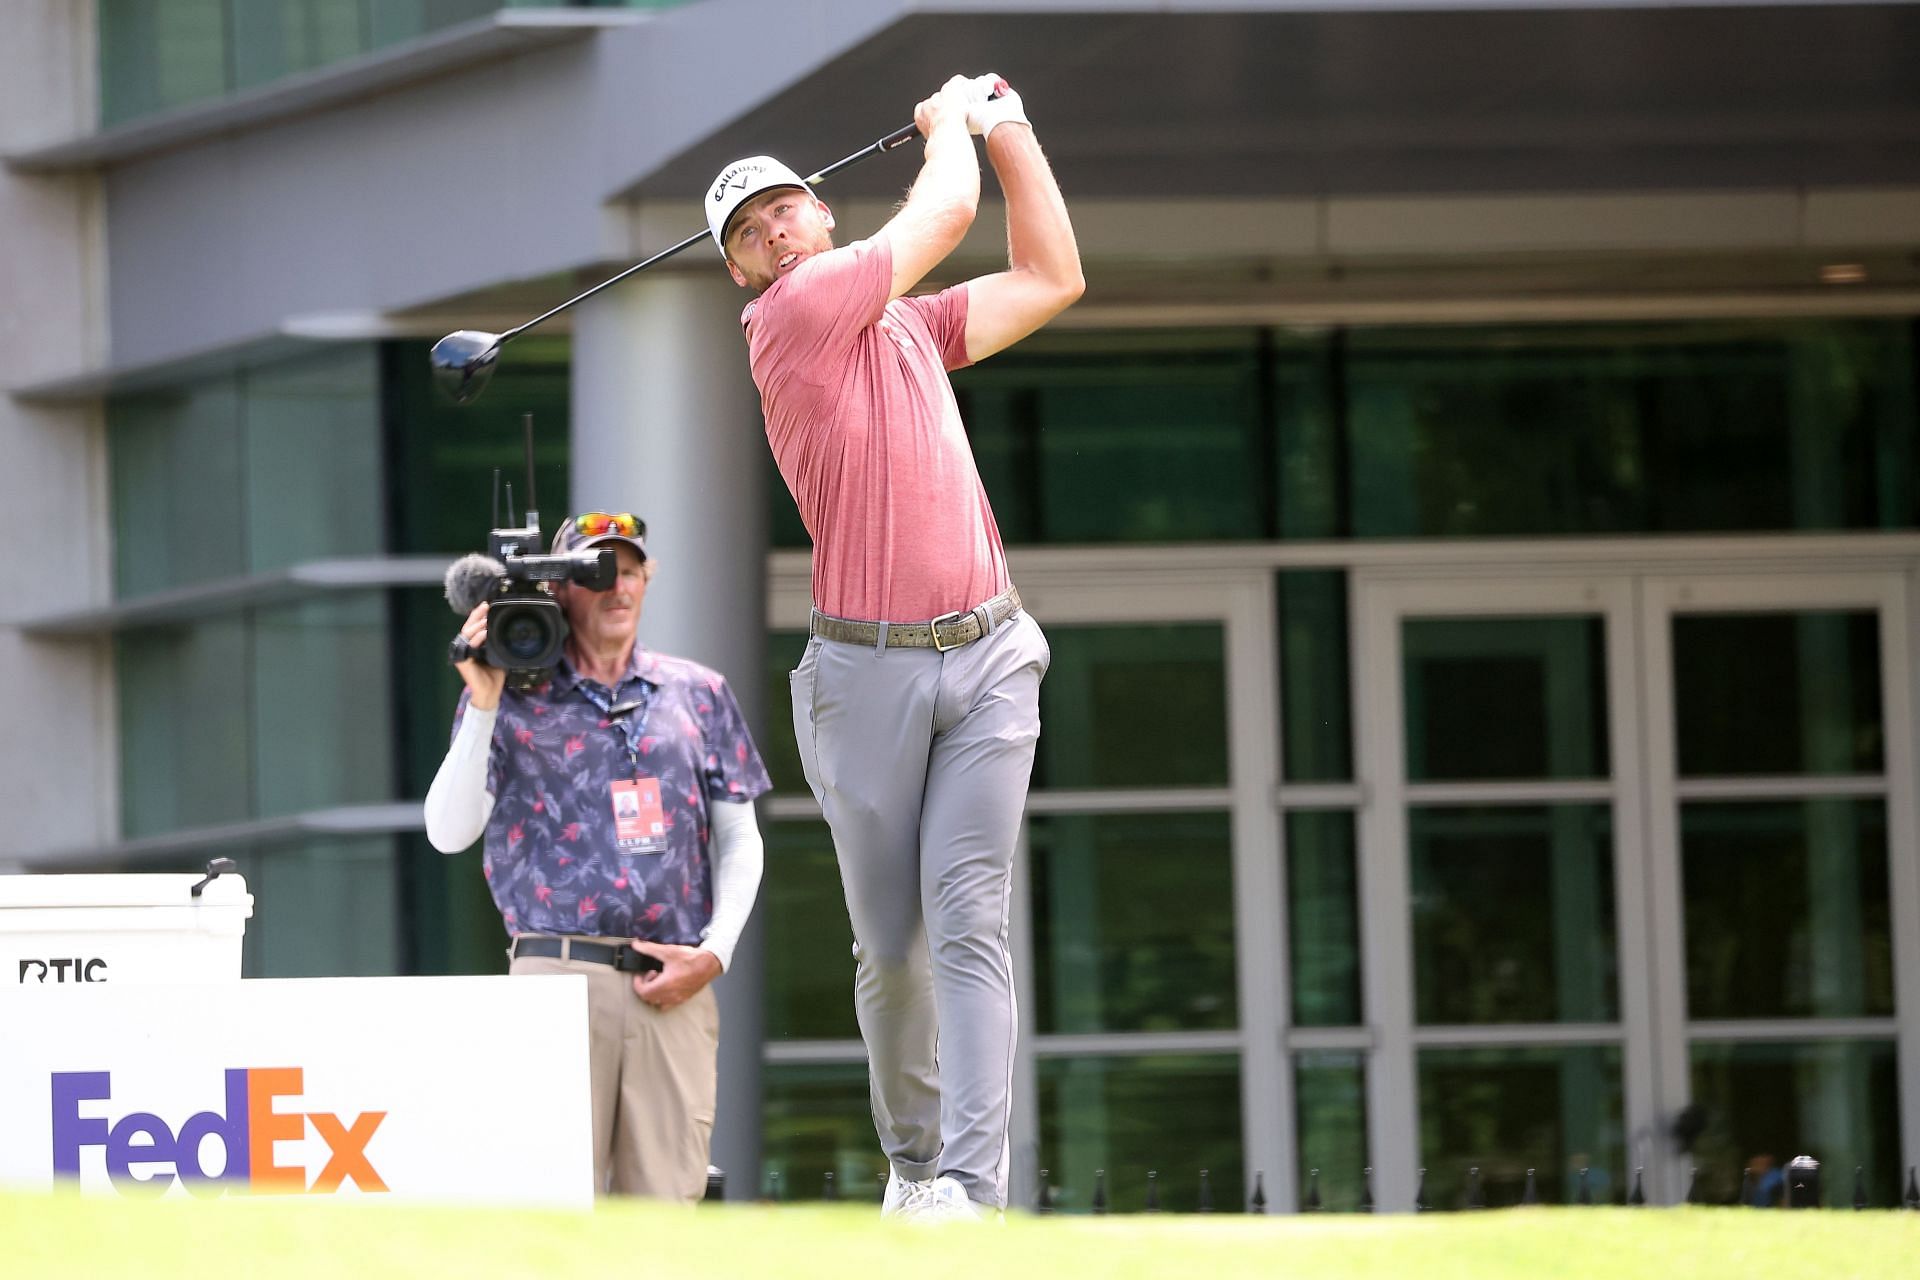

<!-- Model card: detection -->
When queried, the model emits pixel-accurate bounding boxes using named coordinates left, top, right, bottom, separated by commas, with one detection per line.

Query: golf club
left=430, top=121, right=923, bottom=404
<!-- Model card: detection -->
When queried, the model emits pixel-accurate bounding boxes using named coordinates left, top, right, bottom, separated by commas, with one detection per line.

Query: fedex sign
left=3, top=975, right=592, bottom=1206
left=52, top=1067, right=386, bottom=1196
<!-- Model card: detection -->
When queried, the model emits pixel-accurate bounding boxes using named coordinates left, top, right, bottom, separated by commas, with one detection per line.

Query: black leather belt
left=511, top=935, right=663, bottom=974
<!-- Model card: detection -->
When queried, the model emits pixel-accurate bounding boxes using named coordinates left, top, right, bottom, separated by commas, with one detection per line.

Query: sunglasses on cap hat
left=574, top=512, right=644, bottom=539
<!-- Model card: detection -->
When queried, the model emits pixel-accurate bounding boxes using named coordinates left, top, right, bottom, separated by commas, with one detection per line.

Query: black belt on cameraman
left=511, top=935, right=662, bottom=973
left=809, top=586, right=1022, bottom=652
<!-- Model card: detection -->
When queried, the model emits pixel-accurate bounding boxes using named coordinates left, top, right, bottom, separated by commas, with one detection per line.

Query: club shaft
left=497, top=122, right=922, bottom=348
left=804, top=123, right=920, bottom=184
left=499, top=229, right=707, bottom=343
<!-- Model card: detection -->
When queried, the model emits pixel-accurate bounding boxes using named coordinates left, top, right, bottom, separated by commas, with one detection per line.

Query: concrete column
left=0, top=2, right=115, bottom=866
left=570, top=268, right=771, bottom=1199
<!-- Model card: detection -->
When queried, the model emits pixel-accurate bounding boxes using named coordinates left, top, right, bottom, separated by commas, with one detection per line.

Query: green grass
left=7, top=1194, right=1919, bottom=1279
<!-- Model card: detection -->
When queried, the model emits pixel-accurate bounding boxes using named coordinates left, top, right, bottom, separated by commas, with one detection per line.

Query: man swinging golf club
left=707, top=72, right=1082, bottom=1222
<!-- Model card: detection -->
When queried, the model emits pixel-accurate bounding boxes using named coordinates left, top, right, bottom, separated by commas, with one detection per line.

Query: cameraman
left=424, top=512, right=772, bottom=1201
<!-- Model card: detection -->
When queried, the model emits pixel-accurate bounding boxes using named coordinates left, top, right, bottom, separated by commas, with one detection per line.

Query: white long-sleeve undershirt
left=423, top=704, right=765, bottom=971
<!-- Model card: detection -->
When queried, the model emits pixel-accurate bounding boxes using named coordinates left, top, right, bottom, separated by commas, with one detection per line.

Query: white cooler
left=1, top=869, right=253, bottom=985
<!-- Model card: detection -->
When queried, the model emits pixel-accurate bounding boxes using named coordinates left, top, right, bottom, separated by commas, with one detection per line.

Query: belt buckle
left=927, top=610, right=969, bottom=652
left=612, top=946, right=663, bottom=974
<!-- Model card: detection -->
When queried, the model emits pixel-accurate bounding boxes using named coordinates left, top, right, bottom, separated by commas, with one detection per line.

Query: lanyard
left=574, top=677, right=655, bottom=776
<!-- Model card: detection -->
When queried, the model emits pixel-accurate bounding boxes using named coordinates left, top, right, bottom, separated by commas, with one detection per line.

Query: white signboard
left=0, top=975, right=594, bottom=1208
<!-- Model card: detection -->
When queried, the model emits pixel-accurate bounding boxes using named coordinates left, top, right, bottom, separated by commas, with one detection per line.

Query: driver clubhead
left=430, top=330, right=501, bottom=404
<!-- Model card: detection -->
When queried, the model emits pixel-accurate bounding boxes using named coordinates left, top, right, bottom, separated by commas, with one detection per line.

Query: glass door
left=1011, top=570, right=1269, bottom=1215
left=1356, top=565, right=1919, bottom=1210
left=757, top=563, right=1284, bottom=1211
left=1641, top=571, right=1920, bottom=1208
left=1355, top=573, right=1654, bottom=1210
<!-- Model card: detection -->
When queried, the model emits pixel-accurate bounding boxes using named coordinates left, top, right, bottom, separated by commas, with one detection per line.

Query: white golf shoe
left=896, top=1174, right=986, bottom=1224
left=881, top=1168, right=933, bottom=1218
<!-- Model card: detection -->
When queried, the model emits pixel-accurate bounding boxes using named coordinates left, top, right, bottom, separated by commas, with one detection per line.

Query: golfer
left=705, top=72, right=1082, bottom=1221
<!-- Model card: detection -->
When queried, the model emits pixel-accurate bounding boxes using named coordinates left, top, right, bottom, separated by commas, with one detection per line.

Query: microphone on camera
left=444, top=553, right=506, bottom=615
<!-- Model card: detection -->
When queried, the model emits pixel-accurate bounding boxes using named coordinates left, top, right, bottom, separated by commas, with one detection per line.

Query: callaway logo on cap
left=706, top=156, right=812, bottom=255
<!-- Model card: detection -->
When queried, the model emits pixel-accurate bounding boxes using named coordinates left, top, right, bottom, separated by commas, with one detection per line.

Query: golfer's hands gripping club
left=915, top=74, right=982, bottom=142
left=965, top=72, right=1028, bottom=138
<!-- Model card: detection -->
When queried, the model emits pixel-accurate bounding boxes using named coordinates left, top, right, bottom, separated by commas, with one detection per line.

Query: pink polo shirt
left=741, top=235, right=1011, bottom=624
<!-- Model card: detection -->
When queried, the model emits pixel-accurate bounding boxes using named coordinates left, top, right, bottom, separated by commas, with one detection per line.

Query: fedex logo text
left=51, top=1068, right=388, bottom=1196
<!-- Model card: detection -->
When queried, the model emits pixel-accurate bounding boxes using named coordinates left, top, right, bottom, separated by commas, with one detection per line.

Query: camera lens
left=487, top=598, right=565, bottom=669
left=499, top=612, right=552, bottom=662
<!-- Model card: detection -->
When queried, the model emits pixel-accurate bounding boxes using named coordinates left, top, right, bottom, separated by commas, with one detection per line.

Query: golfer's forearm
left=907, top=115, right=981, bottom=230
left=886, top=116, right=981, bottom=296
left=990, top=127, right=1082, bottom=299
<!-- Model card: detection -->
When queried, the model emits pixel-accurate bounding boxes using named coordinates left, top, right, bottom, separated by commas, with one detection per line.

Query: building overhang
left=625, top=1, right=1920, bottom=204
left=26, top=1, right=1920, bottom=387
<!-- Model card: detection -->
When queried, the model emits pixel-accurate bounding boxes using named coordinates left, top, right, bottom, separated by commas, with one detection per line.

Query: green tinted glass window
left=761, top=1061, right=886, bottom=1202
left=1029, top=812, right=1236, bottom=1035
left=763, top=821, right=859, bottom=1041
left=1288, top=810, right=1360, bottom=1026
left=234, top=836, right=402, bottom=978
left=395, top=587, right=474, bottom=800
left=1683, top=799, right=1893, bottom=1019
left=109, top=348, right=383, bottom=597
left=110, top=377, right=245, bottom=598
left=1295, top=1051, right=1369, bottom=1212
left=118, top=592, right=396, bottom=838
left=243, top=347, right=384, bottom=574
left=784, top=320, right=1916, bottom=547
left=1278, top=570, right=1352, bottom=782
left=1404, top=616, right=1609, bottom=782
left=117, top=616, right=250, bottom=838
left=398, top=833, right=508, bottom=977
left=1035, top=624, right=1226, bottom=789
left=761, top=631, right=811, bottom=793
left=103, top=3, right=684, bottom=126
left=1274, top=333, right=1343, bottom=539
left=1345, top=320, right=1916, bottom=538
left=386, top=337, right=572, bottom=556
left=1689, top=1039, right=1900, bottom=1207
left=1038, top=1054, right=1243, bottom=1213
left=954, top=330, right=1273, bottom=543
left=230, top=1, right=364, bottom=92
left=99, top=0, right=229, bottom=126
left=1673, top=612, right=1884, bottom=777
left=1418, top=1045, right=1625, bottom=1208
left=368, top=2, right=501, bottom=50
left=252, top=594, right=394, bottom=818
left=1410, top=805, right=1618, bottom=1024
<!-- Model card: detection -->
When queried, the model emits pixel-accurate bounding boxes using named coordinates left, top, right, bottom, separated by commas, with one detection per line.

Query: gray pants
left=790, top=607, right=1049, bottom=1209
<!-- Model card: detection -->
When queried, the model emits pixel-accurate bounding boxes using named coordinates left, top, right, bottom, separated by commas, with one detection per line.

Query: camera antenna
left=491, top=468, right=502, bottom=530
left=522, top=412, right=539, bottom=537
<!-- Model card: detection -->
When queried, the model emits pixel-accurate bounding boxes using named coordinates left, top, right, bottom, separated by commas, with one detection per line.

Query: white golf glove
left=965, top=74, right=1029, bottom=139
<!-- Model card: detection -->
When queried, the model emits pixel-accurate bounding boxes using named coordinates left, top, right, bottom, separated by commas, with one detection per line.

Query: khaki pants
left=510, top=938, right=720, bottom=1201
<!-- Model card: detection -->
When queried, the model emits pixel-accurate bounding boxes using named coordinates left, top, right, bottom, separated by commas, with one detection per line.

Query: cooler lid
left=0, top=872, right=251, bottom=910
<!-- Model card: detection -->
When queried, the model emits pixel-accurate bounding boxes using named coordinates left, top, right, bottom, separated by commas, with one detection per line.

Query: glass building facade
left=96, top=1, right=692, bottom=127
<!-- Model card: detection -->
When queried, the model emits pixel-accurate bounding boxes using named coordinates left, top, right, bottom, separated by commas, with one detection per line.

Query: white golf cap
left=706, top=155, right=812, bottom=255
